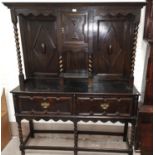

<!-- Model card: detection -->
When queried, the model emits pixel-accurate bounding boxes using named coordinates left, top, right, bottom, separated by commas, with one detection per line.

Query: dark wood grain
left=143, top=0, right=153, bottom=41
left=143, top=0, right=153, bottom=105
left=144, top=44, right=153, bottom=105
left=11, top=77, right=139, bottom=94
left=138, top=105, right=153, bottom=155
left=3, top=2, right=146, bottom=8
left=135, top=0, right=153, bottom=152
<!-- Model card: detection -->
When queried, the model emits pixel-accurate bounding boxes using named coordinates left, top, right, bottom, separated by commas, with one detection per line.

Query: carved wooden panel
left=61, top=11, right=88, bottom=48
left=19, top=15, right=59, bottom=77
left=93, top=14, right=135, bottom=77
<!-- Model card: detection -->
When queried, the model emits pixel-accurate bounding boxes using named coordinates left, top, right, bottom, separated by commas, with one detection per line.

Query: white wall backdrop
left=0, top=0, right=147, bottom=122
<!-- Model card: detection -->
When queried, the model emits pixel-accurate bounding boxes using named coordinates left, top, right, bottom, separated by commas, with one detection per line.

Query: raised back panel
left=4, top=3, right=144, bottom=84
left=93, top=14, right=135, bottom=79
left=19, top=14, right=59, bottom=78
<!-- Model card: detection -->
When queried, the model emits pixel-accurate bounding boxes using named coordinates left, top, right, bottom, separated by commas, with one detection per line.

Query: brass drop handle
left=100, top=103, right=109, bottom=110
left=108, top=44, right=112, bottom=55
left=41, top=102, right=50, bottom=109
left=41, top=43, right=46, bottom=54
left=61, top=27, right=64, bottom=33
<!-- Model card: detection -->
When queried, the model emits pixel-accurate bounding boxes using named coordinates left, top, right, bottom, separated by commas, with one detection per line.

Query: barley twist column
left=131, top=24, right=139, bottom=75
left=130, top=24, right=139, bottom=86
left=88, top=54, right=93, bottom=77
left=59, top=55, right=64, bottom=73
left=11, top=9, right=24, bottom=89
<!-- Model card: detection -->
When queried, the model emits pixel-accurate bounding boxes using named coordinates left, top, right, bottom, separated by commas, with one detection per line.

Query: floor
left=2, top=134, right=141, bottom=155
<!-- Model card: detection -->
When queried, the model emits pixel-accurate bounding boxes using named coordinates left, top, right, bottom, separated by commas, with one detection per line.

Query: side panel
left=19, top=14, right=59, bottom=77
left=93, top=13, right=135, bottom=78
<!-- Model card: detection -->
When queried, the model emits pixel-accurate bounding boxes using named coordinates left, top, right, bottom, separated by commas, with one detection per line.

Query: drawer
left=18, top=96, right=72, bottom=114
left=76, top=97, right=133, bottom=116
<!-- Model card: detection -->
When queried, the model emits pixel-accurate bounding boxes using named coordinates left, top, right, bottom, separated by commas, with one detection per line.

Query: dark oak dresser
left=4, top=2, right=145, bottom=155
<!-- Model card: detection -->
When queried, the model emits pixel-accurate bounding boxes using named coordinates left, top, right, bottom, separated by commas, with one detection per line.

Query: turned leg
left=123, top=122, right=128, bottom=141
left=17, top=119, right=25, bottom=155
left=29, top=119, right=34, bottom=138
left=129, top=123, right=136, bottom=155
left=134, top=124, right=139, bottom=150
left=74, top=121, right=78, bottom=155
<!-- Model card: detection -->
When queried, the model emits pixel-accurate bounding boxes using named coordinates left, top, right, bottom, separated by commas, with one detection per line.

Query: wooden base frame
left=17, top=118, right=135, bottom=155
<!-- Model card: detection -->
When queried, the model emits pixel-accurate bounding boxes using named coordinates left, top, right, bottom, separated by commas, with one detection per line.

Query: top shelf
left=3, top=2, right=146, bottom=9
left=10, top=76, right=139, bottom=95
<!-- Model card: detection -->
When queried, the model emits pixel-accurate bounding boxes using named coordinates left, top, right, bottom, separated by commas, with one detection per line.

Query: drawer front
left=18, top=96, right=72, bottom=114
left=77, top=97, right=133, bottom=116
